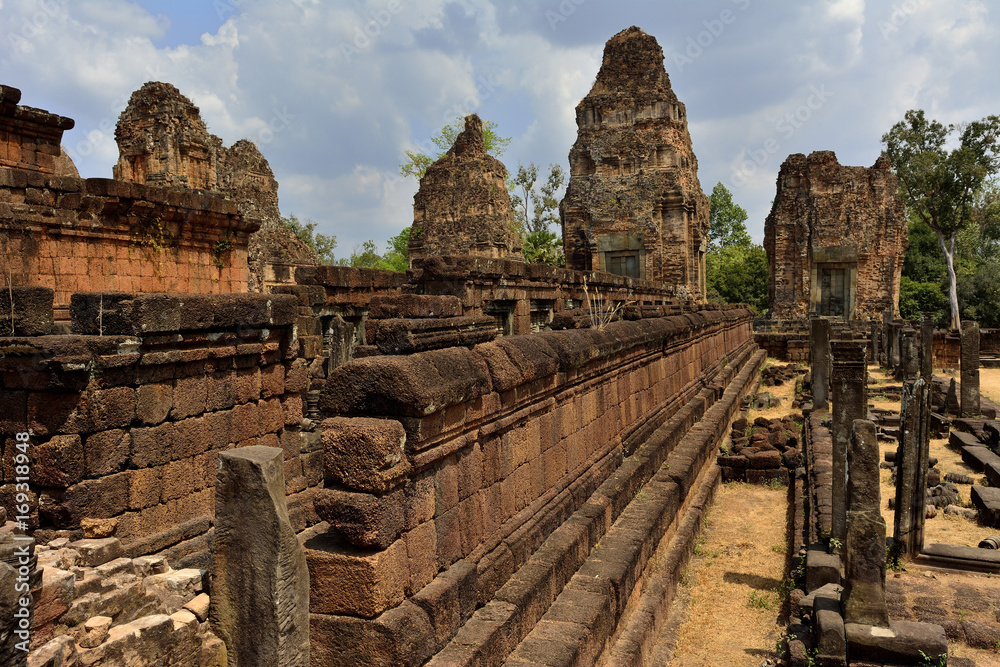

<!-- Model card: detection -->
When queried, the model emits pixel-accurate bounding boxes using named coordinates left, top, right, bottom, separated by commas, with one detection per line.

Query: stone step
left=425, top=348, right=765, bottom=667
left=499, top=350, right=765, bottom=667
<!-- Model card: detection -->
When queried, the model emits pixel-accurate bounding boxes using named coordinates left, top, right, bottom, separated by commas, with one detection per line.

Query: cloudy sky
left=1, top=0, right=997, bottom=255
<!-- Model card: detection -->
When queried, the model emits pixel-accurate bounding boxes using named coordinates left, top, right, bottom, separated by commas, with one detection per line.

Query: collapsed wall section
left=305, top=306, right=759, bottom=665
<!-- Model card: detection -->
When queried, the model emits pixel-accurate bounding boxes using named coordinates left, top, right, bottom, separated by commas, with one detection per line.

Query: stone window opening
left=597, top=233, right=645, bottom=280
left=530, top=300, right=554, bottom=333
left=485, top=301, right=514, bottom=337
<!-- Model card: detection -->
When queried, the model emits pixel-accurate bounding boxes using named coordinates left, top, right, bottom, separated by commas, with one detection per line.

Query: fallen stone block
left=321, top=417, right=411, bottom=493
left=806, top=549, right=842, bottom=593
left=845, top=620, right=947, bottom=666
left=972, top=486, right=1000, bottom=527
left=68, top=538, right=122, bottom=567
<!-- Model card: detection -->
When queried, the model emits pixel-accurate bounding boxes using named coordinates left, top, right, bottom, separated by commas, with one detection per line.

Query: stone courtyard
left=0, top=22, right=996, bottom=667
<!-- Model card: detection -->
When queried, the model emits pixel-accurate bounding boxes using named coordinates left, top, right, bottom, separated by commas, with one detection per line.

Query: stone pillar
left=870, top=320, right=880, bottom=373
left=211, top=446, right=310, bottom=667
left=831, top=340, right=868, bottom=548
left=844, top=419, right=890, bottom=627
left=894, top=379, right=931, bottom=556
left=881, top=310, right=892, bottom=368
left=961, top=320, right=980, bottom=417
left=889, top=322, right=903, bottom=377
left=920, top=313, right=934, bottom=382
left=811, top=318, right=831, bottom=410
left=897, top=327, right=919, bottom=382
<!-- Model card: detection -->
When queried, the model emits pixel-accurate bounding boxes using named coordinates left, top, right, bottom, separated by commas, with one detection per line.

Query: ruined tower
left=764, top=151, right=908, bottom=320
left=114, top=81, right=223, bottom=189
left=408, top=114, right=523, bottom=262
left=560, top=26, right=710, bottom=298
left=114, top=81, right=319, bottom=289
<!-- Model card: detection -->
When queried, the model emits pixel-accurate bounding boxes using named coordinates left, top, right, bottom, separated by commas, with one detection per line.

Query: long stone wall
left=305, top=307, right=759, bottom=665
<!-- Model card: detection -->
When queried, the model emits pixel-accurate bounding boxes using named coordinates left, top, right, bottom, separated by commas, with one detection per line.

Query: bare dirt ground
left=668, top=482, right=789, bottom=667
left=667, top=362, right=1000, bottom=666
left=668, top=359, right=796, bottom=666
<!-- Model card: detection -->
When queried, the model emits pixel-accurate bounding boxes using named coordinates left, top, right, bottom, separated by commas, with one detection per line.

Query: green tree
left=282, top=214, right=337, bottom=264
left=704, top=184, right=766, bottom=313
left=882, top=109, right=1000, bottom=329
left=522, top=228, right=565, bottom=267
left=338, top=240, right=382, bottom=268
left=511, top=163, right=566, bottom=236
left=708, top=181, right=751, bottom=250
left=706, top=244, right=769, bottom=315
left=400, top=116, right=511, bottom=181
left=379, top=227, right=411, bottom=272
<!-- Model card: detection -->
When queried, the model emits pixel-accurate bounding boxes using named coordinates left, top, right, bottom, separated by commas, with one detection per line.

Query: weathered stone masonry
left=561, top=27, right=710, bottom=298
left=306, top=307, right=760, bottom=665
left=764, top=151, right=908, bottom=321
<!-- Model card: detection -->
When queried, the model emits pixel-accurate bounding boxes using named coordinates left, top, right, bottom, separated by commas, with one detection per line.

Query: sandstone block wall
left=0, top=171, right=255, bottom=318
left=0, top=84, right=74, bottom=174
left=305, top=307, right=756, bottom=663
left=0, top=293, right=321, bottom=569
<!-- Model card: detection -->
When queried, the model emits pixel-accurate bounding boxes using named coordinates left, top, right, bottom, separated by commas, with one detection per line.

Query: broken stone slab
left=211, top=446, right=310, bottom=667
left=143, top=568, right=204, bottom=613
left=949, top=429, right=982, bottom=449
left=972, top=486, right=1000, bottom=528
left=321, top=417, right=411, bottom=493
left=806, top=549, right=842, bottom=593
left=961, top=445, right=1000, bottom=472
left=313, top=487, right=405, bottom=550
left=79, top=615, right=112, bottom=648
left=815, top=605, right=847, bottom=667
left=798, top=582, right=844, bottom=613
left=184, top=592, right=210, bottom=622
left=68, top=538, right=122, bottom=567
left=845, top=620, right=947, bottom=666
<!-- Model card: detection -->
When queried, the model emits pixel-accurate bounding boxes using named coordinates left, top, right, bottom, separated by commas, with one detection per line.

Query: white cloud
left=1, top=0, right=998, bottom=251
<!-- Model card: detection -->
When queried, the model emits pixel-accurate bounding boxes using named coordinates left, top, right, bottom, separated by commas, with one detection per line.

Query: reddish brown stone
left=409, top=114, right=522, bottom=263
left=764, top=151, right=908, bottom=319
left=84, top=429, right=130, bottom=477
left=321, top=417, right=411, bottom=494
left=561, top=26, right=709, bottom=297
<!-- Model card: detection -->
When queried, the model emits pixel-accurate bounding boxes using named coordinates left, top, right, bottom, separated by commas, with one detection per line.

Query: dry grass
left=670, top=482, right=788, bottom=667
left=868, top=365, right=997, bottom=548
left=745, top=357, right=803, bottom=422
left=982, top=368, right=1000, bottom=406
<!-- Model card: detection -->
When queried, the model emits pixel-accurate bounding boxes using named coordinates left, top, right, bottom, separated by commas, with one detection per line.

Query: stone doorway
left=818, top=266, right=848, bottom=317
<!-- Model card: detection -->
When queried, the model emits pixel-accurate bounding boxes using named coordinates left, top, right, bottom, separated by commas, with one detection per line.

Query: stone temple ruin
left=561, top=26, right=710, bottom=299
left=764, top=151, right=909, bottom=322
left=0, top=23, right=987, bottom=667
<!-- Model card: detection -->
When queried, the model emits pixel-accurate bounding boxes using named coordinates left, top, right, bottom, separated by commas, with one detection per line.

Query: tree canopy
left=707, top=181, right=751, bottom=251
left=399, top=116, right=511, bottom=181
left=704, top=182, right=768, bottom=314
left=281, top=215, right=337, bottom=265
left=882, top=109, right=1000, bottom=329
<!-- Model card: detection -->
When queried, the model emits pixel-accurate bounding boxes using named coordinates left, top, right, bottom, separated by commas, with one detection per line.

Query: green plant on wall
left=129, top=217, right=173, bottom=277
left=213, top=233, right=234, bottom=270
